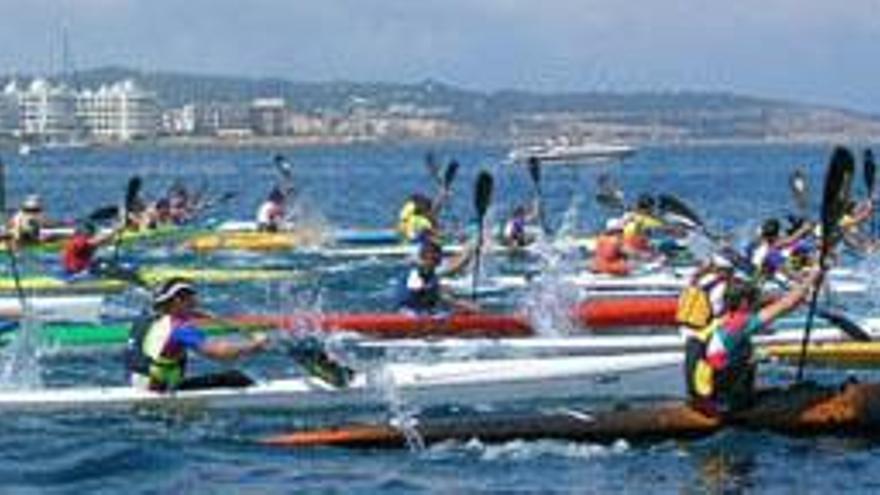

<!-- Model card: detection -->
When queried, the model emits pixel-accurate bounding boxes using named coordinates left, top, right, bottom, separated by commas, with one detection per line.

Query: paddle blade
left=274, top=154, right=293, bottom=180
left=125, top=176, right=142, bottom=211
left=864, top=148, right=876, bottom=198
left=817, top=308, right=871, bottom=342
left=474, top=171, right=494, bottom=219
left=284, top=336, right=354, bottom=388
left=820, top=147, right=855, bottom=252
left=658, top=194, right=703, bottom=228
left=425, top=151, right=440, bottom=183
left=790, top=168, right=808, bottom=212
left=527, top=157, right=541, bottom=187
left=87, top=205, right=120, bottom=222
left=444, top=160, right=460, bottom=190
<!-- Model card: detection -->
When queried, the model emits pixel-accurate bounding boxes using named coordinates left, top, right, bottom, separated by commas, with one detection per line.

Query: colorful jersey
left=130, top=314, right=207, bottom=390
left=622, top=212, right=662, bottom=249
left=61, top=234, right=97, bottom=274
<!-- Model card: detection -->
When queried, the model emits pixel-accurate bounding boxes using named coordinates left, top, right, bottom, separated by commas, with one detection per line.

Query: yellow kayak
left=186, top=231, right=323, bottom=252
left=766, top=342, right=880, bottom=368
left=0, top=266, right=297, bottom=294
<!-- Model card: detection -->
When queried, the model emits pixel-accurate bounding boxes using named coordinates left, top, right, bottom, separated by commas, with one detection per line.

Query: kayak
left=0, top=265, right=296, bottom=294
left=225, top=297, right=680, bottom=337
left=1, top=224, right=201, bottom=254
left=0, top=297, right=679, bottom=349
left=261, top=381, right=880, bottom=448
left=765, top=341, right=880, bottom=368
left=0, top=352, right=682, bottom=413
left=451, top=266, right=868, bottom=296
left=0, top=295, right=107, bottom=323
left=345, top=317, right=880, bottom=357
left=216, top=222, right=404, bottom=245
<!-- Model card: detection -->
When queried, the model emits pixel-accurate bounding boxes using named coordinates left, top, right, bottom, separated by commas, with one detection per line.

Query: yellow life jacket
left=676, top=286, right=713, bottom=329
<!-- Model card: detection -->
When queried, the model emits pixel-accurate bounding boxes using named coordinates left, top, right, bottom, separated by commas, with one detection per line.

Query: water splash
left=0, top=303, right=44, bottom=390
left=518, top=198, right=583, bottom=337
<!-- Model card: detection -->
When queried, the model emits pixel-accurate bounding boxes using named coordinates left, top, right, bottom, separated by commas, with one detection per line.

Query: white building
left=77, top=80, right=159, bottom=141
left=0, top=81, right=20, bottom=137
left=18, top=78, right=78, bottom=141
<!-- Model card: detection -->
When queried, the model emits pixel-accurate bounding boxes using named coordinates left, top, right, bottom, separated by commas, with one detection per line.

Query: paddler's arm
left=757, top=268, right=820, bottom=326
left=198, top=336, right=268, bottom=361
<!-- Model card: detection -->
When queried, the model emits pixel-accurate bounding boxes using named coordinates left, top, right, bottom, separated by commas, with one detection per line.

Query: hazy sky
left=0, top=0, right=877, bottom=112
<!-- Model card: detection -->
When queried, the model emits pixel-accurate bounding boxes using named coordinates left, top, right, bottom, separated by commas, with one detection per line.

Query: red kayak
left=223, top=296, right=678, bottom=338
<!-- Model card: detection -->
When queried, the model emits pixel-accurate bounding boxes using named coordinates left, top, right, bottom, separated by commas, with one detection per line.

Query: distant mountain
left=5, top=67, right=880, bottom=143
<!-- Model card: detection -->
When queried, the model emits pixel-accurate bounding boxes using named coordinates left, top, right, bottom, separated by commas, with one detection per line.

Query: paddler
left=621, top=194, right=665, bottom=253
left=7, top=194, right=48, bottom=247
left=501, top=200, right=539, bottom=248
left=60, top=220, right=123, bottom=278
left=397, top=236, right=479, bottom=314
left=590, top=218, right=652, bottom=276
left=256, top=187, right=287, bottom=232
left=126, top=278, right=268, bottom=391
left=839, top=199, right=877, bottom=253
left=686, top=268, right=819, bottom=416
left=746, top=217, right=813, bottom=280
left=397, top=193, right=438, bottom=242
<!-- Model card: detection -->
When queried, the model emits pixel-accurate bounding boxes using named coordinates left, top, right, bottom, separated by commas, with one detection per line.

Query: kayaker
left=397, top=237, right=479, bottom=314
left=398, top=193, right=437, bottom=242
left=7, top=194, right=47, bottom=247
left=839, top=199, right=877, bottom=253
left=501, top=201, right=539, bottom=248
left=60, top=221, right=122, bottom=277
left=256, top=187, right=287, bottom=232
left=621, top=194, right=664, bottom=253
left=590, top=218, right=650, bottom=276
left=686, top=268, right=819, bottom=416
left=127, top=278, right=269, bottom=392
left=747, top=217, right=813, bottom=280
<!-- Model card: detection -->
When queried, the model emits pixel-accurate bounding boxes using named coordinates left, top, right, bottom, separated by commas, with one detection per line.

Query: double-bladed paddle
left=596, top=173, right=625, bottom=211
left=796, top=146, right=855, bottom=381
left=864, top=149, right=876, bottom=236
left=0, top=160, right=26, bottom=310
left=112, top=175, right=142, bottom=263
left=790, top=167, right=808, bottom=214
left=527, top=157, right=548, bottom=234
left=472, top=171, right=494, bottom=301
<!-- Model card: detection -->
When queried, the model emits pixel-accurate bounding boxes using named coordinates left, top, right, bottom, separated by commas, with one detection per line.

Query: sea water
left=0, top=142, right=878, bottom=493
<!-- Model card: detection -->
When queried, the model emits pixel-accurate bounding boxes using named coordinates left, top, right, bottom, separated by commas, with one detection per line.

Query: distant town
left=2, top=67, right=880, bottom=150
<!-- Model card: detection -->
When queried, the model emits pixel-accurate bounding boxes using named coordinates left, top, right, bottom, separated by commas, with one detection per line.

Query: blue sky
left=0, top=0, right=877, bottom=112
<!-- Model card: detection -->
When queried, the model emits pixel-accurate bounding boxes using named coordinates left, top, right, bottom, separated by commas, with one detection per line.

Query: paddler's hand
left=248, top=332, right=270, bottom=352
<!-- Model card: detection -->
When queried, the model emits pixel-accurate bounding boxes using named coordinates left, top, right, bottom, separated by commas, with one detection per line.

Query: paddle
left=596, top=174, right=624, bottom=210
left=796, top=146, right=855, bottom=382
left=472, top=171, right=494, bottom=300
left=200, top=312, right=353, bottom=388
left=864, top=149, right=876, bottom=236
left=527, top=157, right=547, bottom=234
left=790, top=167, right=808, bottom=214
left=443, top=160, right=459, bottom=191
left=0, top=160, right=27, bottom=311
left=274, top=154, right=293, bottom=182
left=112, top=175, right=142, bottom=263
left=424, top=151, right=441, bottom=186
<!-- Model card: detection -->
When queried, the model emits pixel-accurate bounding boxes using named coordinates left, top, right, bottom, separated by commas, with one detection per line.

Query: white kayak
left=0, top=353, right=682, bottom=413
left=0, top=295, right=107, bottom=323
left=346, top=317, right=880, bottom=357
left=450, top=266, right=867, bottom=296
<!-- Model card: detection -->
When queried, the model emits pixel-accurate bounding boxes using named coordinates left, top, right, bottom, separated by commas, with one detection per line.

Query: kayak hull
left=0, top=353, right=681, bottom=413
left=262, top=382, right=880, bottom=448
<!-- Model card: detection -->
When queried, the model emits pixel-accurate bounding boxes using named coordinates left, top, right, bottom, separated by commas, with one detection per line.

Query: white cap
left=153, top=279, right=196, bottom=306
left=22, top=194, right=42, bottom=210
left=605, top=218, right=624, bottom=231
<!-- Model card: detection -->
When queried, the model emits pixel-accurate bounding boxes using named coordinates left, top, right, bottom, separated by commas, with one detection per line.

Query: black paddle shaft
left=472, top=171, right=494, bottom=300
left=796, top=146, right=854, bottom=382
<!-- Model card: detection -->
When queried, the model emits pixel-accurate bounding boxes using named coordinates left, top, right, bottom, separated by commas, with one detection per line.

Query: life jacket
left=622, top=212, right=661, bottom=251
left=503, top=217, right=528, bottom=246
left=127, top=314, right=188, bottom=390
left=9, top=211, right=42, bottom=244
left=591, top=233, right=630, bottom=275
left=397, top=266, right=442, bottom=313
left=676, top=273, right=726, bottom=329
